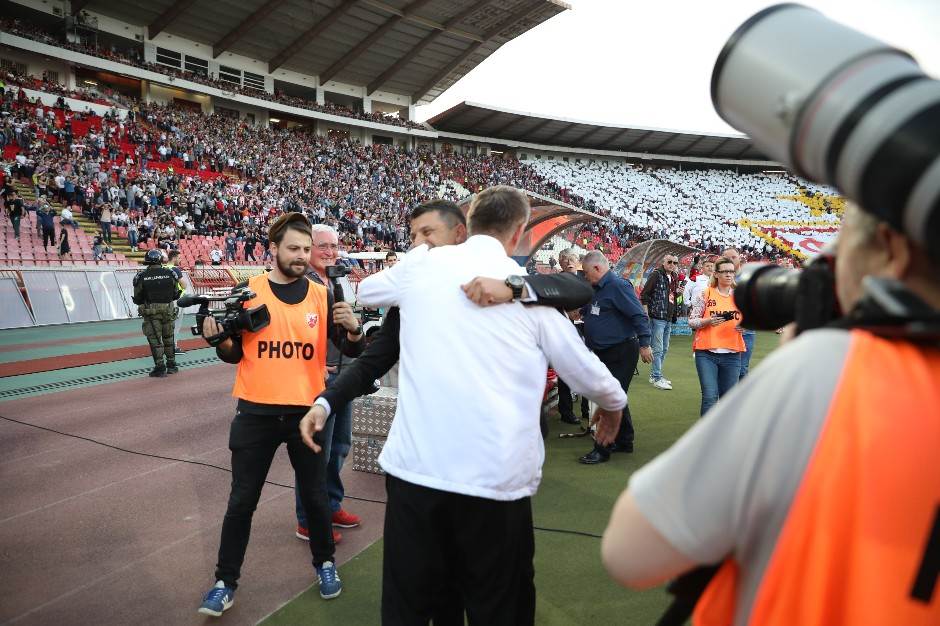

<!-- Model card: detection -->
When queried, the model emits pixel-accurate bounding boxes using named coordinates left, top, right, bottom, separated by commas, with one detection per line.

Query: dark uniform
left=133, top=250, right=180, bottom=377
left=579, top=269, right=652, bottom=464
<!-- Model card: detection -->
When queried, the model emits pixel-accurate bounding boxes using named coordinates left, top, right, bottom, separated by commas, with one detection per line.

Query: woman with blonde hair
left=688, top=256, right=746, bottom=415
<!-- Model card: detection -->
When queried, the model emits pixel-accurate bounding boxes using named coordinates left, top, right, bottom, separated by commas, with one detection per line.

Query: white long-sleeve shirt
left=683, top=274, right=710, bottom=308
left=356, top=235, right=627, bottom=500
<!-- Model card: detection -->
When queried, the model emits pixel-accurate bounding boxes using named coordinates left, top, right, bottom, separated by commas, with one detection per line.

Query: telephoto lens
left=734, top=263, right=800, bottom=330
left=711, top=3, right=940, bottom=255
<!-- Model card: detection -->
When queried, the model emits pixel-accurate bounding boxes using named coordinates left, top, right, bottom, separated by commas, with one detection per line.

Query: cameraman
left=196, top=213, right=362, bottom=617
left=601, top=202, right=940, bottom=624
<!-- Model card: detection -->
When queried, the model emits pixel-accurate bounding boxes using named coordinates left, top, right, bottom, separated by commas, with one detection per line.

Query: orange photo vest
left=694, top=330, right=940, bottom=626
left=232, top=273, right=329, bottom=407
left=693, top=287, right=746, bottom=352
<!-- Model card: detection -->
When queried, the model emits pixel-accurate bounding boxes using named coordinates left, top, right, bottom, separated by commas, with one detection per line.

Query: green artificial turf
left=265, top=333, right=778, bottom=625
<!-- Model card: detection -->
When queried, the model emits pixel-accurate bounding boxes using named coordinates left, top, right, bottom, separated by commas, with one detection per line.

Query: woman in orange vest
left=688, top=256, right=745, bottom=415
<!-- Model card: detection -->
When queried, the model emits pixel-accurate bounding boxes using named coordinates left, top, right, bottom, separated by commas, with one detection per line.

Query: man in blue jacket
left=578, top=251, right=653, bottom=465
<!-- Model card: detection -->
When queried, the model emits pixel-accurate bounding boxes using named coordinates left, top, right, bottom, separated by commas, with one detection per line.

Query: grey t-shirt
left=630, top=329, right=852, bottom=626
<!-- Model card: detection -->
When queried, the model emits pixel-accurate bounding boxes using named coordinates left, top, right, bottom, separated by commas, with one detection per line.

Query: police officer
left=132, top=249, right=179, bottom=377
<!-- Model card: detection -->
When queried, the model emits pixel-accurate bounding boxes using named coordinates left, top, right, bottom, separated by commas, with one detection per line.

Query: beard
left=276, top=252, right=308, bottom=278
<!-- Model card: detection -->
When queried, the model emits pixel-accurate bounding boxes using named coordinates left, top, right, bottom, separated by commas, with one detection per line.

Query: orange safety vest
left=232, top=273, right=329, bottom=406
left=694, top=330, right=940, bottom=626
left=693, top=287, right=746, bottom=352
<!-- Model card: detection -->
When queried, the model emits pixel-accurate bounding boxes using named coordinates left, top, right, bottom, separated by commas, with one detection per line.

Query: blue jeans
left=694, top=350, right=742, bottom=416
left=649, top=318, right=671, bottom=380
left=128, top=230, right=138, bottom=248
left=295, top=372, right=353, bottom=527
left=740, top=330, right=756, bottom=380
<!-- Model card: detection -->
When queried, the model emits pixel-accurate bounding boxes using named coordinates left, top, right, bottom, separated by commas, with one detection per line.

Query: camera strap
left=204, top=330, right=231, bottom=348
left=827, top=278, right=940, bottom=346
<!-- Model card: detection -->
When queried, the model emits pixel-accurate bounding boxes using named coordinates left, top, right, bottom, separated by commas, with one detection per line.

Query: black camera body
left=735, top=254, right=840, bottom=333
left=717, top=310, right=737, bottom=322
left=326, top=264, right=352, bottom=279
left=178, top=287, right=271, bottom=343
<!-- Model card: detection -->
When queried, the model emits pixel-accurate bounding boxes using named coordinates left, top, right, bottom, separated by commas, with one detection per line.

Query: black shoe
left=166, top=365, right=179, bottom=374
left=559, top=415, right=581, bottom=425
left=578, top=450, right=610, bottom=465
left=149, top=366, right=167, bottom=378
left=610, top=442, right=634, bottom=454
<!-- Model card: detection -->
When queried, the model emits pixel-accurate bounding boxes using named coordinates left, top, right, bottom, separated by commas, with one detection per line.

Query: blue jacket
left=581, top=270, right=651, bottom=350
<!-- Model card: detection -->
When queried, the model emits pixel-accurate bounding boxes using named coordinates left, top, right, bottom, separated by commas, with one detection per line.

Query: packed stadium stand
left=0, top=0, right=846, bottom=277
left=3, top=78, right=843, bottom=271
left=529, top=160, right=842, bottom=258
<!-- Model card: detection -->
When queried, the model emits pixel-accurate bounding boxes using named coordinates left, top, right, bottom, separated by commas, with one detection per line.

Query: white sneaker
left=661, top=377, right=672, bottom=386
left=652, top=378, right=672, bottom=390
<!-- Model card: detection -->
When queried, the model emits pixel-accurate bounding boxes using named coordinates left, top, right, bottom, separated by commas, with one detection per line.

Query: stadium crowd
left=2, top=71, right=835, bottom=268
left=531, top=159, right=841, bottom=259
left=0, top=17, right=424, bottom=130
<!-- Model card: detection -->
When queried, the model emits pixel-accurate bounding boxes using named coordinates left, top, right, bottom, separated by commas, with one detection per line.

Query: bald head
left=582, top=251, right=610, bottom=285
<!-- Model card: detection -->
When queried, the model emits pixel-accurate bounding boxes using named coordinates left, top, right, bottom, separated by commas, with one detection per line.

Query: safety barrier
left=0, top=266, right=198, bottom=329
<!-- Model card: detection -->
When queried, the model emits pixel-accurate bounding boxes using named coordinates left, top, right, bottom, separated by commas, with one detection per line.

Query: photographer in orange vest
left=601, top=201, right=940, bottom=625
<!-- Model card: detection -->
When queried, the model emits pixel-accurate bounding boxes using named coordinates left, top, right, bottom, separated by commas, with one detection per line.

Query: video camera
left=178, top=287, right=270, bottom=344
left=710, top=3, right=940, bottom=334
left=325, top=264, right=352, bottom=280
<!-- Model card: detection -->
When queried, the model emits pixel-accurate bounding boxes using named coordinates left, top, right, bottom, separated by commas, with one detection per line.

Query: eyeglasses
left=314, top=243, right=339, bottom=251
left=716, top=270, right=736, bottom=275
left=664, top=260, right=677, bottom=265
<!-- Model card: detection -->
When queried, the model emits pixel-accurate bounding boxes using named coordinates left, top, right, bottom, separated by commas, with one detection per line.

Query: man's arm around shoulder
left=357, top=245, right=425, bottom=308
left=525, top=272, right=593, bottom=310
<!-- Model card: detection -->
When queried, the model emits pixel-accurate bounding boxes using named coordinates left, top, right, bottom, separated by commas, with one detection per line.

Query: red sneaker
left=295, top=525, right=342, bottom=544
left=332, top=509, right=361, bottom=528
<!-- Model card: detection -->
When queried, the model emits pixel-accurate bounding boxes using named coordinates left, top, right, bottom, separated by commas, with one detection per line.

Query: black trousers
left=382, top=475, right=536, bottom=626
left=214, top=411, right=333, bottom=589
left=557, top=376, right=590, bottom=420
left=593, top=339, right=639, bottom=456
left=42, top=226, right=55, bottom=250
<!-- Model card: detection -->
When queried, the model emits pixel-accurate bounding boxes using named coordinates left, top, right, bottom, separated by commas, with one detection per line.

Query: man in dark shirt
left=37, top=203, right=56, bottom=251
left=225, top=231, right=237, bottom=262
left=578, top=250, right=652, bottom=465
left=640, top=254, right=680, bottom=390
left=7, top=191, right=24, bottom=239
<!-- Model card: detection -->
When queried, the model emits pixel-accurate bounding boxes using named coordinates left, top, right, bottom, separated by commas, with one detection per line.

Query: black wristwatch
left=350, top=323, right=364, bottom=336
left=505, top=275, right=525, bottom=301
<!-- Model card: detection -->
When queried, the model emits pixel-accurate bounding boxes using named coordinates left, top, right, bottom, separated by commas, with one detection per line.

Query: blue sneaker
left=316, top=561, right=343, bottom=599
left=198, top=580, right=235, bottom=617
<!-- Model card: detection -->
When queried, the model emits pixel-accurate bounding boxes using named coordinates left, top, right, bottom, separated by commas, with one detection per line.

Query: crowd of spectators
left=0, top=17, right=424, bottom=131
left=530, top=159, right=842, bottom=260
left=1, top=66, right=134, bottom=111
left=2, top=70, right=839, bottom=269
